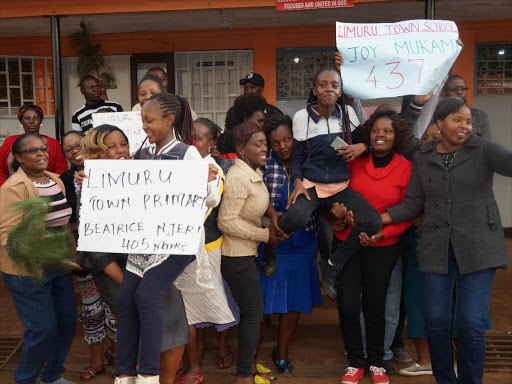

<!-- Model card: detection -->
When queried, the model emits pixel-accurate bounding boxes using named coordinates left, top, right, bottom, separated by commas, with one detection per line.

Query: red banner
left=276, top=0, right=354, bottom=11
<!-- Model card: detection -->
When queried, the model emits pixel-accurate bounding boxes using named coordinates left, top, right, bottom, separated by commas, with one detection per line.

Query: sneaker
left=41, top=379, right=76, bottom=384
left=319, top=258, right=339, bottom=299
left=114, top=377, right=136, bottom=384
left=261, top=244, right=278, bottom=277
left=135, top=375, right=159, bottom=384
left=381, top=360, right=395, bottom=375
left=399, top=363, right=433, bottom=376
left=392, top=347, right=412, bottom=363
left=369, top=366, right=389, bottom=384
left=341, top=367, right=364, bottom=384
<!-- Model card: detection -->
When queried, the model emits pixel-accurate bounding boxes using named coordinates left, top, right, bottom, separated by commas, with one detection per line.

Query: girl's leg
left=78, top=274, right=106, bottom=375
left=116, top=270, right=142, bottom=378
left=217, top=330, right=232, bottom=368
left=278, top=188, right=320, bottom=234
left=160, top=346, right=186, bottom=384
left=182, top=325, right=201, bottom=379
left=414, top=339, right=431, bottom=366
left=197, top=328, right=207, bottom=359
left=136, top=255, right=195, bottom=376
left=276, top=311, right=301, bottom=361
left=221, top=256, right=264, bottom=379
left=336, top=253, right=365, bottom=368
left=105, top=302, right=117, bottom=371
left=326, top=187, right=381, bottom=270
left=360, top=245, right=399, bottom=368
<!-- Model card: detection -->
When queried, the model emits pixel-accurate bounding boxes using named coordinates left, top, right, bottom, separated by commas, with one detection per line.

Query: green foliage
left=6, top=197, right=73, bottom=280
left=70, top=21, right=116, bottom=88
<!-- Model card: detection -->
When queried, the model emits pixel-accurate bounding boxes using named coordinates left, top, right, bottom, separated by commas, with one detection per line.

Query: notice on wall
left=277, top=0, right=354, bottom=11
left=92, top=111, right=150, bottom=156
left=77, top=159, right=208, bottom=255
left=336, top=20, right=461, bottom=99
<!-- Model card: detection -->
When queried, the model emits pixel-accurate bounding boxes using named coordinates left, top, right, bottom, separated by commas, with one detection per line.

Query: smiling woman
left=0, top=105, right=68, bottom=186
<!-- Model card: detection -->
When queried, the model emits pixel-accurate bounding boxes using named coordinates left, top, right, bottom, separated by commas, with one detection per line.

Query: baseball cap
left=240, top=72, right=265, bottom=87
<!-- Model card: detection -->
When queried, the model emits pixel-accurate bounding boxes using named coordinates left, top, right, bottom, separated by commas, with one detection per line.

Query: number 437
left=366, top=59, right=424, bottom=89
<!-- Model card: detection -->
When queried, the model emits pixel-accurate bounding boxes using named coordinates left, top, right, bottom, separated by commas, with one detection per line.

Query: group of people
left=0, top=51, right=510, bottom=384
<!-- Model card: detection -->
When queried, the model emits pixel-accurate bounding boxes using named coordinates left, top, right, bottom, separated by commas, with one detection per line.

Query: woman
left=0, top=133, right=76, bottom=384
left=61, top=130, right=115, bottom=381
left=217, top=122, right=284, bottom=384
left=175, top=118, right=240, bottom=384
left=257, top=114, right=323, bottom=373
left=132, top=74, right=165, bottom=111
left=217, top=94, right=268, bottom=175
left=382, top=96, right=512, bottom=383
left=0, top=105, right=68, bottom=185
left=334, top=110, right=413, bottom=384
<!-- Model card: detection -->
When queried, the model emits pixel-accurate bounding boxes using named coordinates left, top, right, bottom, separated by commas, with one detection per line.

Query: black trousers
left=336, top=243, right=400, bottom=367
left=278, top=186, right=381, bottom=269
left=221, top=256, right=264, bottom=378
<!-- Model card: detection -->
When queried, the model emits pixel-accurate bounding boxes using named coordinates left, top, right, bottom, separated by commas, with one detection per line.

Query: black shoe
left=261, top=243, right=278, bottom=277
left=319, top=258, right=338, bottom=299
left=380, top=360, right=396, bottom=375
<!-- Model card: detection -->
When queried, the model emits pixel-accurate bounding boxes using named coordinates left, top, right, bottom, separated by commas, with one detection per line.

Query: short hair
left=138, top=73, right=164, bottom=91
left=79, top=75, right=99, bottom=89
left=442, top=74, right=466, bottom=91
left=17, top=104, right=44, bottom=122
left=11, top=133, right=43, bottom=172
left=361, top=110, right=410, bottom=155
left=194, top=118, right=221, bottom=142
left=61, top=131, right=85, bottom=153
left=147, top=67, right=166, bottom=75
left=263, top=114, right=292, bottom=142
left=82, top=124, right=129, bottom=160
left=229, top=93, right=267, bottom=130
left=433, top=96, right=469, bottom=123
left=233, top=122, right=263, bottom=150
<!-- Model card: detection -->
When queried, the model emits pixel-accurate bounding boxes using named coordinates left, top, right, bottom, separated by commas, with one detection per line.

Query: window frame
left=474, top=42, right=512, bottom=96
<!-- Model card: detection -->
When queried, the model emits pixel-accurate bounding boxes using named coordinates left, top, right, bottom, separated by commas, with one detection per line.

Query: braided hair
left=146, top=93, right=195, bottom=145
left=307, top=68, right=353, bottom=145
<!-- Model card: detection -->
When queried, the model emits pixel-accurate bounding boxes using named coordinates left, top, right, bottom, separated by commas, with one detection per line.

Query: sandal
left=217, top=347, right=233, bottom=369
left=173, top=370, right=204, bottom=384
left=255, top=364, right=276, bottom=381
left=80, top=367, right=105, bottom=381
left=272, top=347, right=293, bottom=373
left=254, top=374, right=270, bottom=384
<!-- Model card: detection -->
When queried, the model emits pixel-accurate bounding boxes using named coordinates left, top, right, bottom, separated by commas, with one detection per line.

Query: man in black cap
left=224, top=72, right=283, bottom=130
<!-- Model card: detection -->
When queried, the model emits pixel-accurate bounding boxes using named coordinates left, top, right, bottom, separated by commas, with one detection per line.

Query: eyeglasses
left=447, top=87, right=469, bottom=93
left=19, top=145, right=49, bottom=155
left=63, top=143, right=82, bottom=155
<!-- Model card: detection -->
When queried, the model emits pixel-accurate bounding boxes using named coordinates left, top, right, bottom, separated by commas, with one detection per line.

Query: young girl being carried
left=263, top=68, right=382, bottom=275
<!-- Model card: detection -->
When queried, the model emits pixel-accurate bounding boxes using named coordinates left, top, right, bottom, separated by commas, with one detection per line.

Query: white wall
left=62, top=55, right=132, bottom=132
left=474, top=95, right=512, bottom=228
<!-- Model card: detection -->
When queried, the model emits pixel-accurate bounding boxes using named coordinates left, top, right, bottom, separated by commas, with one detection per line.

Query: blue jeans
left=3, top=271, right=77, bottom=384
left=360, top=255, right=402, bottom=360
left=423, top=247, right=495, bottom=384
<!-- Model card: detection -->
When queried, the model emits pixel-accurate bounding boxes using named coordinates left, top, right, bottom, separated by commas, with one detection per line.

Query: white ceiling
left=0, top=1, right=511, bottom=38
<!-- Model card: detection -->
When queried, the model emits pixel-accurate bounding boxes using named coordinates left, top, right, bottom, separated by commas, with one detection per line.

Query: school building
left=1, top=0, right=511, bottom=226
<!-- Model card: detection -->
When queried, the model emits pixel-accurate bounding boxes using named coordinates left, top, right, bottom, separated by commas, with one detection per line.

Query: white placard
left=336, top=19, right=461, bottom=99
left=92, top=111, right=151, bottom=156
left=77, top=160, right=208, bottom=255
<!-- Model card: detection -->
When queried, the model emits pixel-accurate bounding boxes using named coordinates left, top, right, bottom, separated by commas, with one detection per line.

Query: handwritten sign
left=336, top=19, right=461, bottom=99
left=277, top=0, right=353, bottom=10
left=92, top=111, right=151, bottom=156
left=77, top=160, right=208, bottom=255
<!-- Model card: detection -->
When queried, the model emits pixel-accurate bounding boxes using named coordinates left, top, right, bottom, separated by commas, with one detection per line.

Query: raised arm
left=483, top=140, right=512, bottom=177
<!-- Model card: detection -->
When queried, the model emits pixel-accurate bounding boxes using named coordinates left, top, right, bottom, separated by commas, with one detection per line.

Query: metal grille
left=485, top=334, right=512, bottom=373
left=476, top=43, right=512, bottom=95
left=277, top=48, right=335, bottom=100
left=0, top=336, right=23, bottom=370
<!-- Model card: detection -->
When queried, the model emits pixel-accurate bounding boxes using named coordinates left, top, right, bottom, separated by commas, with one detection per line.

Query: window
left=0, top=56, right=54, bottom=117
left=476, top=43, right=512, bottom=95
left=277, top=48, right=336, bottom=100
left=174, top=50, right=253, bottom=127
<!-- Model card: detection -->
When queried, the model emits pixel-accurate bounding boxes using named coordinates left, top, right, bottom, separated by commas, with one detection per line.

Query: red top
left=0, top=134, right=68, bottom=186
left=335, top=153, right=413, bottom=246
